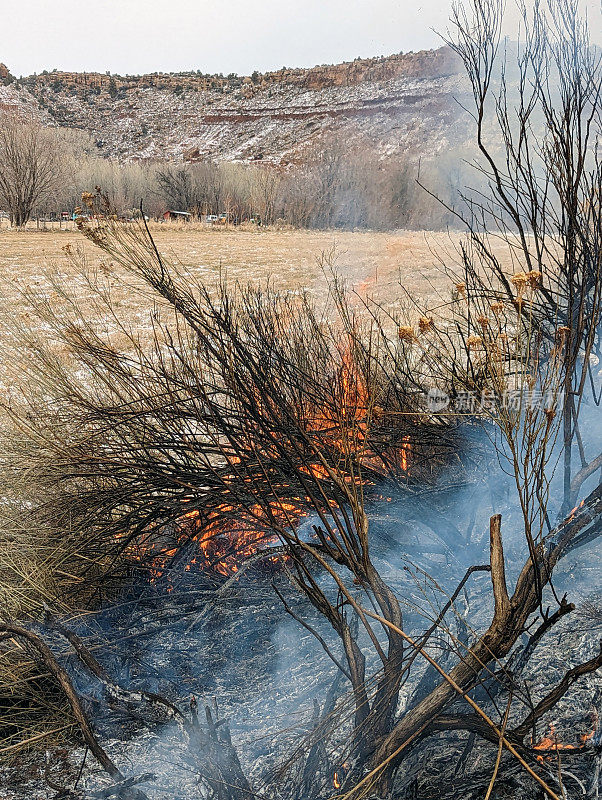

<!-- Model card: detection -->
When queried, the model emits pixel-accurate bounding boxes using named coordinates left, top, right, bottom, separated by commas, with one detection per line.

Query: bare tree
left=250, top=164, right=281, bottom=224
left=155, top=163, right=202, bottom=212
left=0, top=112, right=65, bottom=226
left=433, top=0, right=602, bottom=516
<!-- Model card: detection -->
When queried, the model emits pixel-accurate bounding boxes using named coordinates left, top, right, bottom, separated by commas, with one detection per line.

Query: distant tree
left=250, top=164, right=281, bottom=224
left=155, top=164, right=208, bottom=212
left=108, top=78, right=118, bottom=98
left=0, top=113, right=65, bottom=227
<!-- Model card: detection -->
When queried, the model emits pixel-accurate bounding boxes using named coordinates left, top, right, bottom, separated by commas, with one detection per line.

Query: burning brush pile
left=2, top=1, right=602, bottom=796
left=0, top=204, right=600, bottom=800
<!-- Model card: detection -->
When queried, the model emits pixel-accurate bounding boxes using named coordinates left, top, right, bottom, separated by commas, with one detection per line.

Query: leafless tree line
left=0, top=114, right=67, bottom=227
left=0, top=111, right=472, bottom=230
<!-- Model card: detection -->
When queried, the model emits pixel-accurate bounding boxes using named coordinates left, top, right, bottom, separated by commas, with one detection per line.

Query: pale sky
left=1, top=0, right=601, bottom=78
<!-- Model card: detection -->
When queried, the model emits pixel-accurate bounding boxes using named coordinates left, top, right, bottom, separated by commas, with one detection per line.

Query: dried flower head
left=555, top=325, right=571, bottom=344
left=466, top=335, right=483, bottom=349
left=418, top=316, right=434, bottom=334
left=490, top=301, right=504, bottom=315
left=526, top=270, right=542, bottom=289
left=476, top=315, right=490, bottom=330
left=544, top=407, right=556, bottom=424
left=84, top=225, right=108, bottom=244
left=398, top=326, right=416, bottom=343
left=490, top=344, right=505, bottom=362
left=81, top=191, right=96, bottom=210
left=511, top=273, right=528, bottom=297
left=455, top=282, right=466, bottom=298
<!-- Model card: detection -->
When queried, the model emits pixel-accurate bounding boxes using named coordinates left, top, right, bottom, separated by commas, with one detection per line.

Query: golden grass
left=0, top=223, right=523, bottom=400
left=0, top=225, right=455, bottom=386
left=0, top=223, right=451, bottom=291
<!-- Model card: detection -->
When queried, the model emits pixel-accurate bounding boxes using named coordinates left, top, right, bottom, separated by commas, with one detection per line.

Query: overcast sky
left=2, top=0, right=601, bottom=77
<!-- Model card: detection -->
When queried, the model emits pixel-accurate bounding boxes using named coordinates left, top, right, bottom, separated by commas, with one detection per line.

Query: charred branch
left=512, top=644, right=602, bottom=741
left=0, top=623, right=123, bottom=783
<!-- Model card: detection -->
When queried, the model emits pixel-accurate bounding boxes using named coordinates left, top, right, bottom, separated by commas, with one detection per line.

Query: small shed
left=163, top=210, right=192, bottom=222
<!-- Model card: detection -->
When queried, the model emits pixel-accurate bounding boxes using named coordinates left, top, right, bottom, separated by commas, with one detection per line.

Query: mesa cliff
left=0, top=47, right=470, bottom=163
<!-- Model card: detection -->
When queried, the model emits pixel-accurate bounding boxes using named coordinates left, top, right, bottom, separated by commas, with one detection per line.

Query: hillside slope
left=2, top=48, right=471, bottom=163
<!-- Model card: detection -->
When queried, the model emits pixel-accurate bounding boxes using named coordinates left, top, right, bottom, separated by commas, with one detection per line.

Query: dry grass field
left=0, top=224, right=512, bottom=396
left=0, top=223, right=456, bottom=293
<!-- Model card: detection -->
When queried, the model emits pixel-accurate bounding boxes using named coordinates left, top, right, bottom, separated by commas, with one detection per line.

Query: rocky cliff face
left=4, top=47, right=471, bottom=163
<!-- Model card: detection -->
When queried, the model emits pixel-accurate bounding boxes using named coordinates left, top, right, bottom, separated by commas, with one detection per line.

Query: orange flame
left=125, top=344, right=414, bottom=581
left=400, top=436, right=410, bottom=472
left=181, top=501, right=307, bottom=576
left=534, top=721, right=597, bottom=762
left=333, top=762, right=349, bottom=790
left=567, top=498, right=585, bottom=522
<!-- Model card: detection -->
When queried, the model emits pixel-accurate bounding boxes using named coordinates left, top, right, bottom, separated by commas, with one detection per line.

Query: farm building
left=162, top=210, right=192, bottom=222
